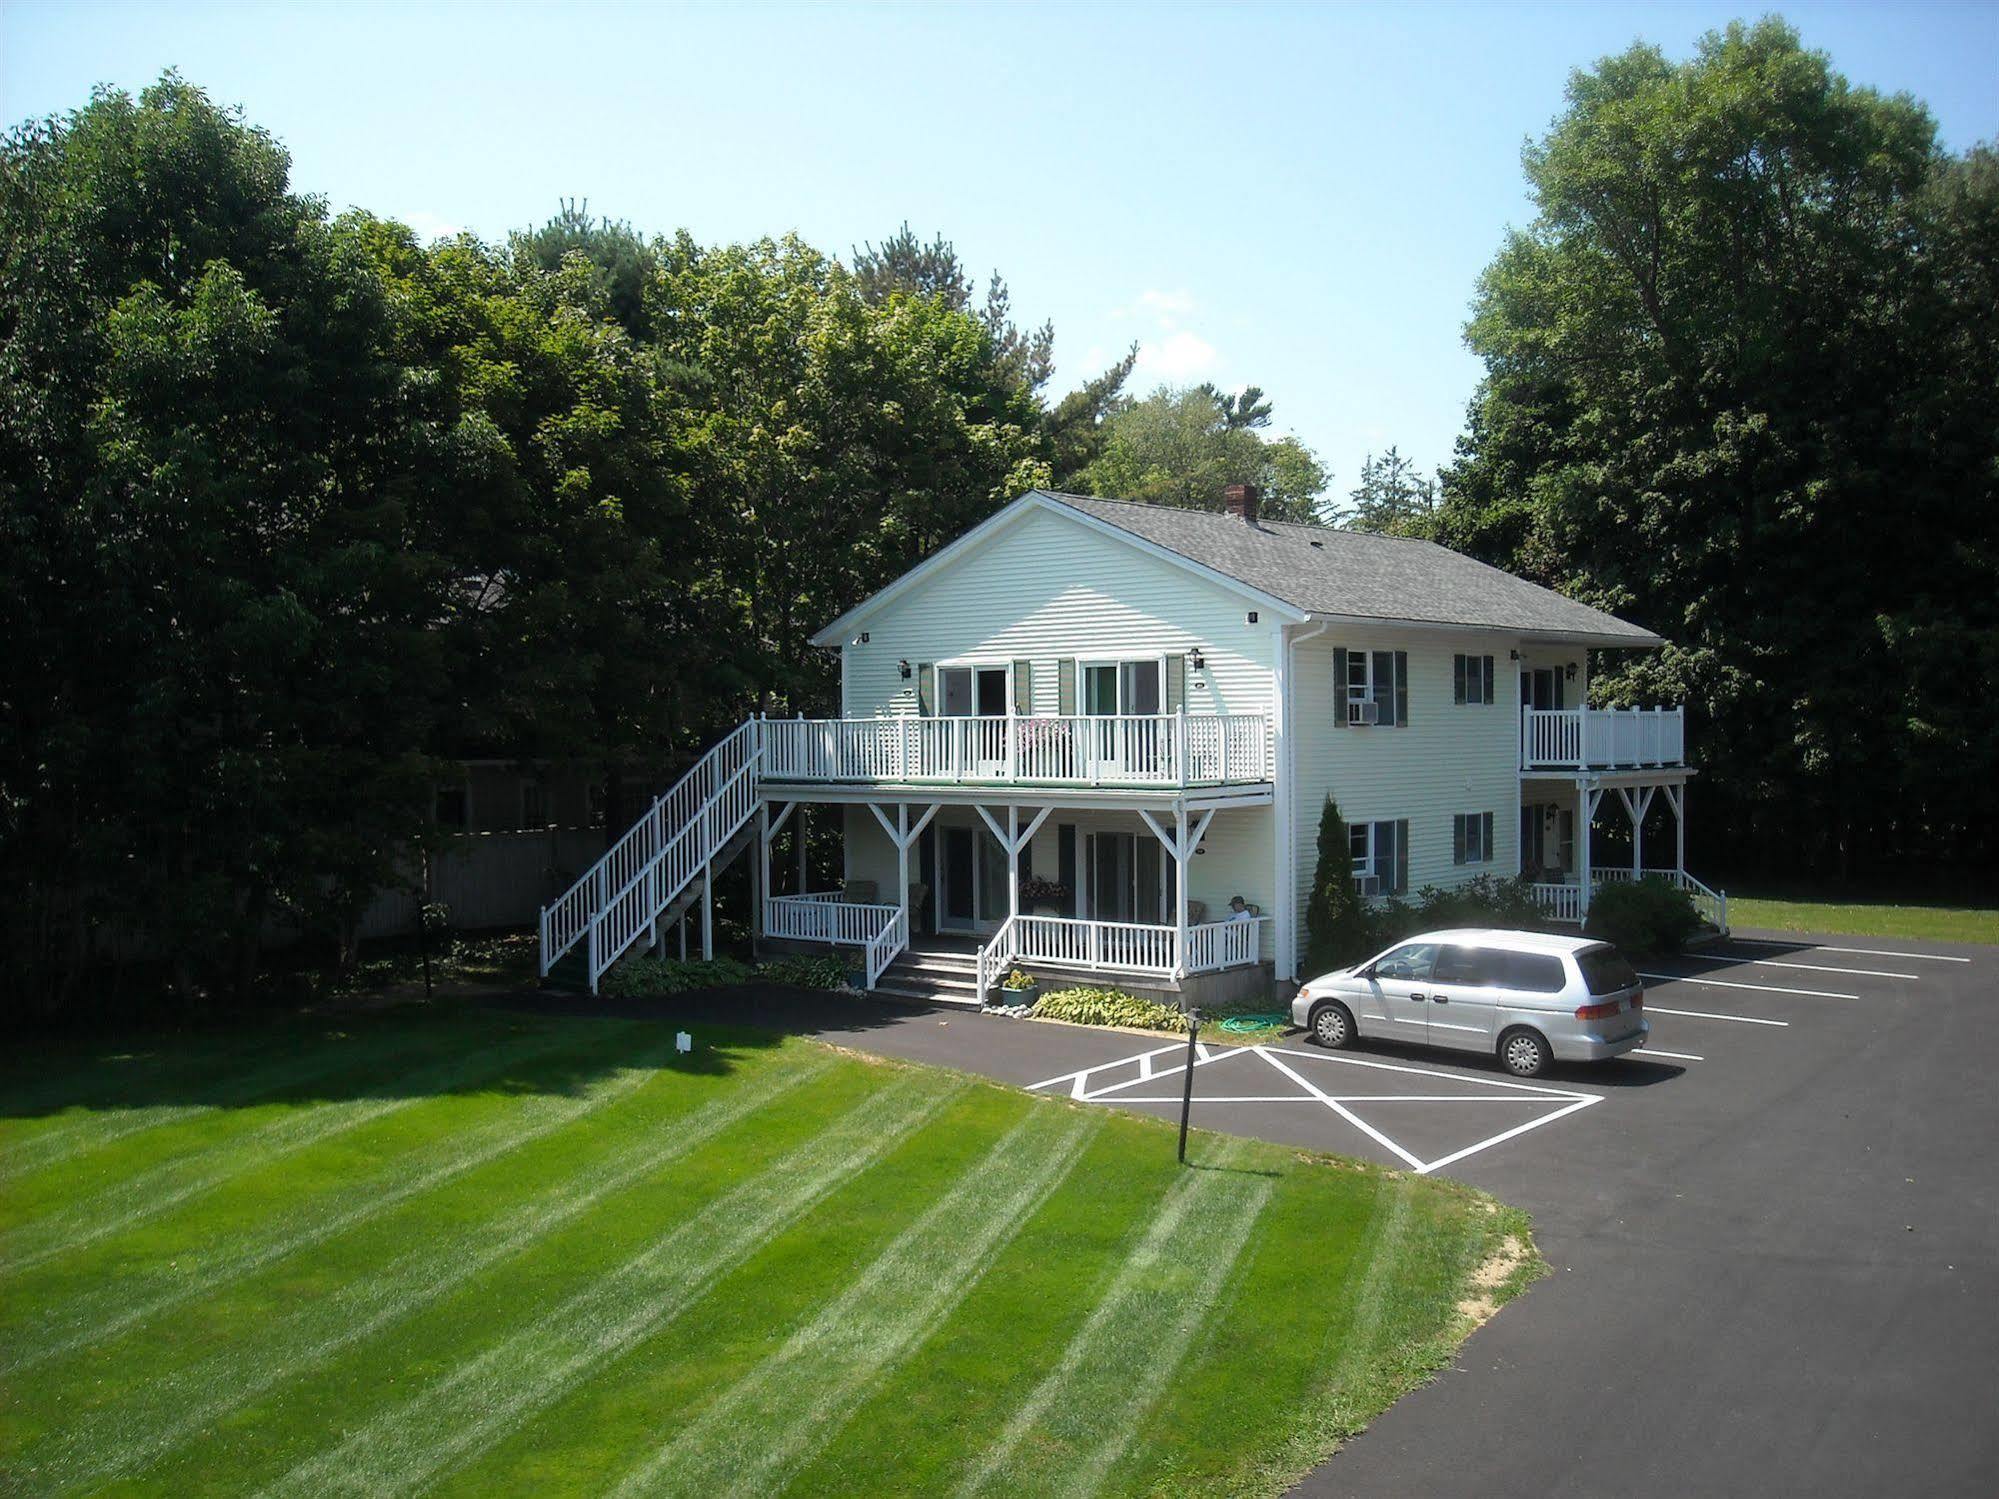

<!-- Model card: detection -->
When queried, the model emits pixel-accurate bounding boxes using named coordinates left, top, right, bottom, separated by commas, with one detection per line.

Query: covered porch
left=1521, top=768, right=1727, bottom=931
left=751, top=780, right=1277, bottom=1004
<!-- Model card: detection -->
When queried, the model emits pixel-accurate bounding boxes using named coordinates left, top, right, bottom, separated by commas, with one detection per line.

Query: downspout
left=1274, top=616, right=1331, bottom=985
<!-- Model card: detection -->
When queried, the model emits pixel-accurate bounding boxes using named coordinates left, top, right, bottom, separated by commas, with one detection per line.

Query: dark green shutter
left=1058, top=824, right=1076, bottom=916
left=1370, top=651, right=1393, bottom=725
left=1057, top=658, right=1076, bottom=715
left=1483, top=811, right=1494, bottom=863
left=1454, top=654, right=1467, bottom=705
left=1013, top=660, right=1033, bottom=715
left=1453, top=815, right=1467, bottom=865
left=1332, top=648, right=1348, bottom=726
left=1394, top=652, right=1409, bottom=727
left=917, top=663, right=935, bottom=716
left=1164, top=654, right=1185, bottom=713
left=1394, top=819, right=1410, bottom=893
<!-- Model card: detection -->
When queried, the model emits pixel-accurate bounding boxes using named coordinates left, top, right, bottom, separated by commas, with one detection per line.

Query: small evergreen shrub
left=601, top=956, right=754, bottom=997
left=1030, top=986, right=1190, bottom=1033
left=1304, top=796, right=1372, bottom=972
left=1585, top=877, right=1700, bottom=955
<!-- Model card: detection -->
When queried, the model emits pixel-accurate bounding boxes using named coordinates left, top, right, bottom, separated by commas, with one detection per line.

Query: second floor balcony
left=1521, top=706, right=1687, bottom=773
left=760, top=712, right=1272, bottom=790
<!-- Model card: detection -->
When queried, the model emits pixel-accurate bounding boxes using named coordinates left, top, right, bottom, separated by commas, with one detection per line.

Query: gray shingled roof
left=1036, top=491, right=1663, bottom=646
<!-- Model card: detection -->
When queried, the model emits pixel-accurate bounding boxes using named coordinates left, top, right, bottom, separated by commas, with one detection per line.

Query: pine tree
left=1304, top=796, right=1371, bottom=972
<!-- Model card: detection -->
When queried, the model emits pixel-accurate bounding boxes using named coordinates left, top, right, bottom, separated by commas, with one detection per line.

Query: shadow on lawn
left=497, top=980, right=966, bottom=1047
left=0, top=999, right=789, bottom=1122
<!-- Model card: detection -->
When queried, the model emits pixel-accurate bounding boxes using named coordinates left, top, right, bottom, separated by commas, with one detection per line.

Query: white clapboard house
left=539, top=486, right=1719, bottom=1003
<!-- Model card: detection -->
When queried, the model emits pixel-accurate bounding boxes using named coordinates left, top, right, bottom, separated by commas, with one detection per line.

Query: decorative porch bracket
left=866, top=800, right=941, bottom=940
left=1613, top=785, right=1658, bottom=876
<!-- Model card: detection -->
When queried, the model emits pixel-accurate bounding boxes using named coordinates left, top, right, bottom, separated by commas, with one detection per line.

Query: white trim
left=810, top=491, right=1308, bottom=647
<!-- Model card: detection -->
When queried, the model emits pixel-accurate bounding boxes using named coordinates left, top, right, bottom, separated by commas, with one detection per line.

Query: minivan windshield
left=1578, top=945, right=1641, bottom=995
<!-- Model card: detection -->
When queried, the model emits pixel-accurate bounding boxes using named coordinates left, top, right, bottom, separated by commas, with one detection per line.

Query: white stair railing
left=539, top=719, right=760, bottom=990
left=976, top=916, right=1019, bottom=1003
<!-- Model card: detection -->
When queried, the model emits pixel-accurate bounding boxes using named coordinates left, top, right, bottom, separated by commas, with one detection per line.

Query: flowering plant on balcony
left=1019, top=876, right=1070, bottom=906
left=1014, top=717, right=1073, bottom=752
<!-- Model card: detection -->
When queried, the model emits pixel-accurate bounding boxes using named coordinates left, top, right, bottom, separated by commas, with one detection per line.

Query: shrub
left=1585, top=877, right=1700, bottom=955
left=756, top=954, right=850, bottom=989
left=600, top=956, right=753, bottom=997
left=1304, top=796, right=1372, bottom=972
left=1030, top=986, right=1190, bottom=1033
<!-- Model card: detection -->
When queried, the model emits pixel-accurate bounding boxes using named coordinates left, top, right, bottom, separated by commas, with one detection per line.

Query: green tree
left=0, top=77, right=451, bottom=1013
left=1340, top=447, right=1436, bottom=534
left=1078, top=384, right=1330, bottom=522
left=1437, top=19, right=1999, bottom=879
left=1304, top=796, right=1370, bottom=972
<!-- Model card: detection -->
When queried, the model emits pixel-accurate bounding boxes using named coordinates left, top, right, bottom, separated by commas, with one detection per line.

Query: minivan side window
left=1577, top=946, right=1641, bottom=995
left=1374, top=943, right=1437, bottom=982
left=1498, top=951, right=1568, bottom=993
left=1433, top=945, right=1489, bottom=985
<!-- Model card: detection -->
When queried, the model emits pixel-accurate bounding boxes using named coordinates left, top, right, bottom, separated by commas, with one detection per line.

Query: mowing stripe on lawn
left=26, top=1052, right=835, bottom=1493
left=5, top=1025, right=673, bottom=1376
left=0, top=1023, right=461, bottom=1183
left=1, top=1021, right=594, bottom=1274
left=614, top=1105, right=1100, bottom=1498
left=261, top=1072, right=965, bottom=1499
left=956, top=1135, right=1276, bottom=1498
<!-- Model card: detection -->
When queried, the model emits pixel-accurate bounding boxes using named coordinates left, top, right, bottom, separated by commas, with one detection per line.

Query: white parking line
left=1256, top=1049, right=1428, bottom=1170
left=1646, top=1004, right=1788, bottom=1027
left=1688, top=955, right=1918, bottom=980
left=1640, top=970, right=1856, bottom=1001
left=1634, top=1048, right=1704, bottom=1061
left=1725, top=938, right=1970, bottom=963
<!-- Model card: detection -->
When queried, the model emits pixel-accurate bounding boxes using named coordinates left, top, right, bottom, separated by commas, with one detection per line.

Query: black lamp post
left=1177, top=1006, right=1202, bottom=1164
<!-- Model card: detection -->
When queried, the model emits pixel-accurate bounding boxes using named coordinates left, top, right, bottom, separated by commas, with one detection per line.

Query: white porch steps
left=873, top=947, right=984, bottom=1009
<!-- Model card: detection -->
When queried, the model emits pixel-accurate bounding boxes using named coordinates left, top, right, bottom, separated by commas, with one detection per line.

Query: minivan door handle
left=1409, top=992, right=1428, bottom=1002
left=1431, top=992, right=1449, bottom=1003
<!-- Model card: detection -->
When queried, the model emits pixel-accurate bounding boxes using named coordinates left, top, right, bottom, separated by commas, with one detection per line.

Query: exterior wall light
left=1188, top=647, right=1206, bottom=672
left=1565, top=661, right=1579, bottom=681
left=898, top=659, right=911, bottom=680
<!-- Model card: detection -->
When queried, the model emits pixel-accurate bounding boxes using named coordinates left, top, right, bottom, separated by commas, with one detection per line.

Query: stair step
left=871, top=983, right=985, bottom=1009
left=888, top=954, right=979, bottom=979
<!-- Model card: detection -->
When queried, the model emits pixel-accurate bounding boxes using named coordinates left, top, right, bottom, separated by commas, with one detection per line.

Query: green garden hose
left=1216, top=1012, right=1289, bottom=1033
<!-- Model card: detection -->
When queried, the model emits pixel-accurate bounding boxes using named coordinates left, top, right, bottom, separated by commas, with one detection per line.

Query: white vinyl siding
left=839, top=504, right=1276, bottom=726
left=1290, top=627, right=1524, bottom=963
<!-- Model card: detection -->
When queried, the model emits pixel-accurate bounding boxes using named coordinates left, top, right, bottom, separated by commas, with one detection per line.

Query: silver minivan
left=1290, top=928, right=1649, bottom=1077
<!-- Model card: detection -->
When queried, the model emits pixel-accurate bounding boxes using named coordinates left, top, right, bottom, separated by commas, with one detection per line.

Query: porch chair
left=842, top=878, right=878, bottom=904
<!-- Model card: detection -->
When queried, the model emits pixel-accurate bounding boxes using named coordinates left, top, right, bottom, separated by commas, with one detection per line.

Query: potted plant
left=999, top=968, right=1040, bottom=1005
left=1018, top=876, right=1070, bottom=918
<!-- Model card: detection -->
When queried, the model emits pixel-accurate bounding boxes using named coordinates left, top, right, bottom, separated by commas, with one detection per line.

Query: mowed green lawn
left=1729, top=894, right=1997, bottom=946
left=1, top=1004, right=1531, bottom=1497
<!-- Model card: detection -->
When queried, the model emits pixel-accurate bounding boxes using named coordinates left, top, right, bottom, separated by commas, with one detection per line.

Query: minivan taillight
left=1631, top=988, right=1644, bottom=1009
left=1574, top=999, right=1623, bottom=1020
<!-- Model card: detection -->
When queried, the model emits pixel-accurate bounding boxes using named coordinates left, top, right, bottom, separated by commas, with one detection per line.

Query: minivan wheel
left=1311, top=1002, right=1355, bottom=1050
left=1500, top=1027, right=1549, bottom=1078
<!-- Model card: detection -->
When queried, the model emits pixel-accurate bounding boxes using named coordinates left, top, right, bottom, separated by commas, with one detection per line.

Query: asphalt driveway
left=515, top=928, right=1998, bottom=1497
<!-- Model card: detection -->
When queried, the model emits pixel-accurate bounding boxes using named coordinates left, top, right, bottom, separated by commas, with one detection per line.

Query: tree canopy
left=1078, top=383, right=1331, bottom=522
left=1435, top=19, right=1999, bottom=878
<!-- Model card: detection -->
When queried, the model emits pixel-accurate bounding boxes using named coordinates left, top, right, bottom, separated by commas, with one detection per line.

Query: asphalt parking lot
left=526, top=928, right=1998, bottom=1498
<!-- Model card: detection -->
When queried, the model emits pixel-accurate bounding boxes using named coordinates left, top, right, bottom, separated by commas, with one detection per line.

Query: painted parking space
left=1028, top=1039, right=1603, bottom=1175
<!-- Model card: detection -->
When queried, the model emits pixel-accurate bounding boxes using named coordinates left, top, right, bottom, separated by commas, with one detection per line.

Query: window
left=1496, top=951, right=1568, bottom=993
left=1578, top=945, right=1643, bottom=995
left=1335, top=648, right=1408, bottom=727
left=1454, top=653, right=1495, bottom=705
left=1350, top=819, right=1409, bottom=896
left=1373, top=942, right=1437, bottom=982
left=1080, top=659, right=1162, bottom=716
left=1453, top=811, right=1495, bottom=865
left=434, top=786, right=468, bottom=829
left=939, top=664, right=1010, bottom=717
left=521, top=781, right=547, bottom=829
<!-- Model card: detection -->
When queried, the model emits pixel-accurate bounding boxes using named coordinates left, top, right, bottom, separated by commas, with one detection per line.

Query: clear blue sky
left=5, top=1, right=1994, bottom=496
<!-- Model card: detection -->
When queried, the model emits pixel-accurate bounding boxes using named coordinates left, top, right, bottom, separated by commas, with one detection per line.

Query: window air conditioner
left=1348, top=699, right=1380, bottom=726
left=1353, top=874, right=1380, bottom=898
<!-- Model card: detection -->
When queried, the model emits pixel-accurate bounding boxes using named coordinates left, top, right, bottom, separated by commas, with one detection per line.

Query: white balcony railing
left=978, top=913, right=1271, bottom=995
left=759, top=712, right=1270, bottom=789
left=1521, top=707, right=1685, bottom=772
left=762, top=893, right=909, bottom=987
left=1531, top=869, right=1728, bottom=932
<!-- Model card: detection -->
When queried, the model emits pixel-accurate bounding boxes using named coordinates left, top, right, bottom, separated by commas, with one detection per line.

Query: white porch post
left=1007, top=803, right=1021, bottom=921
left=796, top=804, right=808, bottom=894
left=1671, top=783, right=1687, bottom=875
left=699, top=858, right=713, bottom=960
left=896, top=804, right=910, bottom=933
left=1174, top=805, right=1190, bottom=978
left=1577, top=781, right=1594, bottom=918
left=754, top=801, right=770, bottom=939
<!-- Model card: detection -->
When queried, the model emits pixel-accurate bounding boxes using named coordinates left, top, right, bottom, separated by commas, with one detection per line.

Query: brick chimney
left=1223, top=483, right=1260, bottom=522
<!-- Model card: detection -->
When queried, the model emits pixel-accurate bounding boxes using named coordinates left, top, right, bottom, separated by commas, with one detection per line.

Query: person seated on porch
left=1226, top=896, right=1253, bottom=921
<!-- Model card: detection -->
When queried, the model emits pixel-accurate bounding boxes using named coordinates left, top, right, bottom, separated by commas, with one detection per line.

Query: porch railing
left=759, top=712, right=1270, bottom=789
left=1531, top=868, right=1728, bottom=932
left=1521, top=707, right=1685, bottom=771
left=763, top=893, right=907, bottom=985
left=977, top=913, right=1272, bottom=997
